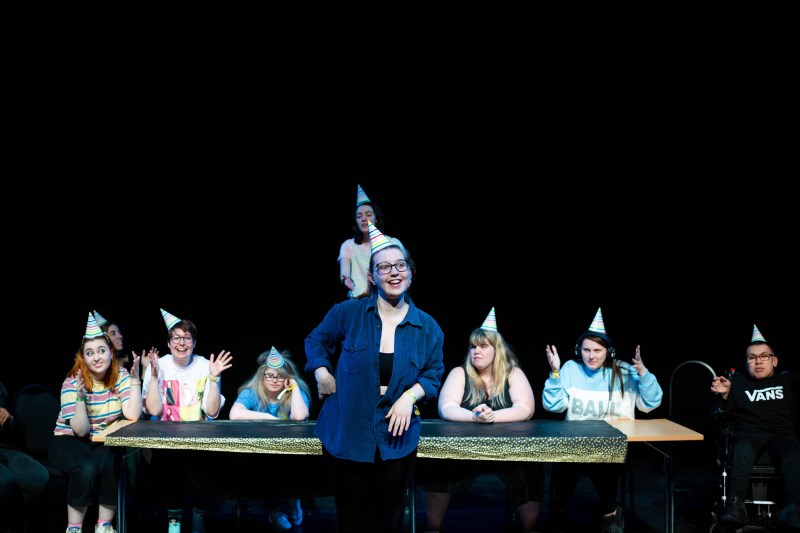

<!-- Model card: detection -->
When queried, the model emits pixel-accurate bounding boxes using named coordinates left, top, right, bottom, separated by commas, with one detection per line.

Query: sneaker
left=720, top=497, right=747, bottom=526
left=289, top=499, right=303, bottom=526
left=268, top=510, right=292, bottom=531
left=777, top=502, right=800, bottom=529
left=168, top=519, right=181, bottom=533
left=601, top=505, right=624, bottom=533
left=95, top=524, right=117, bottom=533
left=191, top=507, right=207, bottom=533
left=66, top=528, right=82, bottom=533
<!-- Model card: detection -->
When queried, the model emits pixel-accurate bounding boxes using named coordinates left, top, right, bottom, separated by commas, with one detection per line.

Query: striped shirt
left=53, top=369, right=133, bottom=437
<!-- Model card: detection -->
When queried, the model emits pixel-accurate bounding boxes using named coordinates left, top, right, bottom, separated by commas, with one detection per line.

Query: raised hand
left=209, top=350, right=233, bottom=378
left=711, top=375, right=731, bottom=396
left=72, top=373, right=86, bottom=400
left=545, top=345, right=561, bottom=372
left=631, top=345, right=647, bottom=376
left=144, top=348, right=160, bottom=378
left=130, top=352, right=141, bottom=382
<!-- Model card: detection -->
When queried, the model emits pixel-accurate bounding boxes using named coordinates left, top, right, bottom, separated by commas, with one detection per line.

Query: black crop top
left=380, top=352, right=393, bottom=386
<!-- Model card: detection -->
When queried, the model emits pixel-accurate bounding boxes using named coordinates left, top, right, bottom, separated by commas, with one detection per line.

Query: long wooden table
left=97, top=418, right=699, bottom=533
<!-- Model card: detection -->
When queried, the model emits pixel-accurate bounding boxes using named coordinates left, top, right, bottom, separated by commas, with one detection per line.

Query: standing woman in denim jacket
left=306, top=221, right=445, bottom=533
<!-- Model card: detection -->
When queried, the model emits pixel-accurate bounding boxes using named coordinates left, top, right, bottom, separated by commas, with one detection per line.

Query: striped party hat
left=93, top=310, right=109, bottom=327
left=160, top=308, right=181, bottom=331
left=587, top=307, right=607, bottom=335
left=480, top=307, right=497, bottom=332
left=368, top=221, right=392, bottom=255
left=266, top=346, right=285, bottom=369
left=356, top=184, right=371, bottom=206
left=751, top=324, right=767, bottom=343
left=85, top=312, right=104, bottom=338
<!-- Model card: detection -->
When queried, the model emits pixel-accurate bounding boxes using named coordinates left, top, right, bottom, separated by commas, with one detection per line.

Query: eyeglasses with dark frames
left=374, top=260, right=409, bottom=275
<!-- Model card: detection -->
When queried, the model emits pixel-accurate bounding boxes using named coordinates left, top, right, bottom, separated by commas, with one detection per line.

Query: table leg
left=117, top=450, right=127, bottom=533
left=643, top=441, right=674, bottom=533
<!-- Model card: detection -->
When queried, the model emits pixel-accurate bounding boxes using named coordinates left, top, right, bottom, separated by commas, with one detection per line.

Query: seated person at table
left=711, top=324, right=800, bottom=529
left=543, top=307, right=663, bottom=533
left=49, top=312, right=145, bottom=533
left=230, top=346, right=311, bottom=531
left=142, top=308, right=233, bottom=533
left=424, top=308, right=544, bottom=533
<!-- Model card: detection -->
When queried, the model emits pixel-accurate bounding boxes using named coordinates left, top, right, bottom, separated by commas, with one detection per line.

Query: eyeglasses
left=747, top=353, right=773, bottom=363
left=171, top=335, right=194, bottom=344
left=263, top=373, right=284, bottom=382
left=374, top=260, right=409, bottom=275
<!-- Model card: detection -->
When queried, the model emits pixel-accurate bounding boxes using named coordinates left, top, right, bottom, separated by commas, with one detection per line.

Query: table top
left=96, top=418, right=629, bottom=463
left=94, top=418, right=702, bottom=442
left=606, top=418, right=704, bottom=442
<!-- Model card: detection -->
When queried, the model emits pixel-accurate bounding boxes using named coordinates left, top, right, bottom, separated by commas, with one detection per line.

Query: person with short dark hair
left=142, top=308, right=233, bottom=533
left=712, top=324, right=800, bottom=528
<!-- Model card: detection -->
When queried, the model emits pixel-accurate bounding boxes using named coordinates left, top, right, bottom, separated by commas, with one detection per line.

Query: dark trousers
left=324, top=446, right=416, bottom=533
left=730, top=432, right=800, bottom=504
left=48, top=435, right=117, bottom=508
left=0, top=448, right=49, bottom=507
left=150, top=449, right=211, bottom=518
left=552, top=461, right=621, bottom=515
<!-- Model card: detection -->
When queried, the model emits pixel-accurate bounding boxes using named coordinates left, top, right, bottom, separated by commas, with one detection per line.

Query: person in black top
left=423, top=308, right=543, bottom=533
left=711, top=324, right=800, bottom=528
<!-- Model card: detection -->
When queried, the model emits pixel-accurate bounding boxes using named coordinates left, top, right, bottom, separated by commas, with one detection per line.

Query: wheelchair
left=710, top=409, right=785, bottom=533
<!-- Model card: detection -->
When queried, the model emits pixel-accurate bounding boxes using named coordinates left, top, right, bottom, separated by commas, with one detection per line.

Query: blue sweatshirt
left=543, top=359, right=663, bottom=420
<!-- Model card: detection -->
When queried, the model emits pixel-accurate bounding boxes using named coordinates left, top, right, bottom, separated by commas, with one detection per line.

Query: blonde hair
left=462, top=328, right=518, bottom=409
left=237, top=349, right=312, bottom=418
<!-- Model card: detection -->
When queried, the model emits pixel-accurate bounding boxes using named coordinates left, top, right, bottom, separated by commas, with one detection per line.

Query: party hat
left=160, top=308, right=181, bottom=331
left=356, top=184, right=371, bottom=207
left=368, top=221, right=392, bottom=255
left=266, top=346, right=285, bottom=369
left=751, top=324, right=767, bottom=343
left=85, top=312, right=104, bottom=338
left=587, top=307, right=607, bottom=335
left=93, top=310, right=109, bottom=327
left=480, top=307, right=497, bottom=332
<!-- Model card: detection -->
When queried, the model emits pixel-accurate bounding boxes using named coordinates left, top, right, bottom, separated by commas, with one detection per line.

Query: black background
left=6, top=168, right=795, bottom=421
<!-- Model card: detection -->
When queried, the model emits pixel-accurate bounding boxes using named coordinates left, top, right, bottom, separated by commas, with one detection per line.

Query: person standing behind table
left=0, top=379, right=50, bottom=529
left=712, top=324, right=800, bottom=529
left=307, top=221, right=444, bottom=533
left=230, top=346, right=311, bottom=531
left=48, top=312, right=147, bottom=533
left=339, top=184, right=404, bottom=299
left=141, top=308, right=233, bottom=533
left=542, top=307, right=663, bottom=533
left=424, top=307, right=544, bottom=533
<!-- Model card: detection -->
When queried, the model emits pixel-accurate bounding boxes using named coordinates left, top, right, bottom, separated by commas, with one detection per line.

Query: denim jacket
left=305, top=293, right=444, bottom=462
